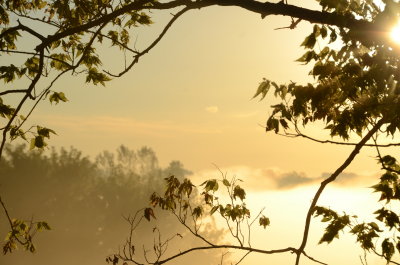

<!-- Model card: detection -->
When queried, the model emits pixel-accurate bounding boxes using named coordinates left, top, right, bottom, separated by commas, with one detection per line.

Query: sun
left=390, top=20, right=400, bottom=44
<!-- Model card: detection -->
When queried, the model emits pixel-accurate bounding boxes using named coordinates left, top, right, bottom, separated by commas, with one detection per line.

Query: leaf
left=320, top=26, right=328, bottom=38
left=49, top=92, right=68, bottom=104
left=144, top=208, right=156, bottom=221
left=300, top=32, right=317, bottom=49
left=36, top=221, right=51, bottom=231
left=296, top=50, right=317, bottom=64
left=30, top=136, right=45, bottom=149
left=259, top=215, right=270, bottom=228
left=253, top=79, right=270, bottom=100
left=210, top=205, right=219, bottom=215
left=86, top=67, right=111, bottom=86
left=203, top=179, right=218, bottom=192
left=382, top=238, right=395, bottom=262
left=37, top=126, right=56, bottom=138
left=192, top=206, right=203, bottom=219
left=222, top=179, right=230, bottom=186
left=233, top=185, right=246, bottom=201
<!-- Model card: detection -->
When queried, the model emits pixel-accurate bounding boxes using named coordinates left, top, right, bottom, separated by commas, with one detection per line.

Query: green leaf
left=36, top=221, right=51, bottom=231
left=37, top=126, right=56, bottom=138
left=86, top=67, right=111, bottom=86
left=49, top=92, right=68, bottom=104
left=222, top=179, right=230, bottom=186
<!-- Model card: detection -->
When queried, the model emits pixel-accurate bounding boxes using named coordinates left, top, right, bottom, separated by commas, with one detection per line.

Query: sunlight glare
left=391, top=20, right=400, bottom=44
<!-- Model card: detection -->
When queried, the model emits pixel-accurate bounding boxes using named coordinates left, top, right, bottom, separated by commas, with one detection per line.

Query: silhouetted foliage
left=0, top=144, right=217, bottom=265
left=2, top=0, right=400, bottom=264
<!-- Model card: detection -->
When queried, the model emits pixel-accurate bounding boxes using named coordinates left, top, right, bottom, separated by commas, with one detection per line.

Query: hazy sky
left=4, top=0, right=400, bottom=264
left=27, top=0, right=391, bottom=177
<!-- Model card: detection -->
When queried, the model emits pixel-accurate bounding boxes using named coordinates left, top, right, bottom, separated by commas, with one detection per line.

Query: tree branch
left=294, top=118, right=386, bottom=265
left=157, top=245, right=297, bottom=264
left=34, top=0, right=201, bottom=52
left=0, top=49, right=44, bottom=158
left=0, top=20, right=46, bottom=41
left=278, top=131, right=400, bottom=148
left=0, top=89, right=29, bottom=96
left=213, top=0, right=374, bottom=31
left=105, top=6, right=190, bottom=77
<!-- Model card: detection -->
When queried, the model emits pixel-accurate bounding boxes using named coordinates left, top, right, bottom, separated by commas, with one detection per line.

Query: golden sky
left=13, top=1, right=400, bottom=264
left=30, top=0, right=388, bottom=176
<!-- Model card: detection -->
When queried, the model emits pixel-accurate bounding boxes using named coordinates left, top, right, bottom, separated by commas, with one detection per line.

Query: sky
left=26, top=0, right=391, bottom=176
left=2, top=0, right=400, bottom=264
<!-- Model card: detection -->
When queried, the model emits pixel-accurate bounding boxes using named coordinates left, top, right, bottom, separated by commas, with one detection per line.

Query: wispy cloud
left=189, top=166, right=379, bottom=191
left=35, top=114, right=223, bottom=137
left=205, top=106, right=219, bottom=113
left=233, top=111, right=259, bottom=118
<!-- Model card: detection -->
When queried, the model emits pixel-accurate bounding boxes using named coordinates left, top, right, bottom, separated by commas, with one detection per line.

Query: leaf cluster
left=255, top=2, right=400, bottom=140
left=0, top=0, right=158, bottom=153
left=3, top=218, right=50, bottom=255
left=313, top=154, right=400, bottom=263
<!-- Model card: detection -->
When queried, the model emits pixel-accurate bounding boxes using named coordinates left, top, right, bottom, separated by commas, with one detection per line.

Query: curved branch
left=0, top=49, right=73, bottom=79
left=0, top=48, right=44, bottom=158
left=13, top=23, right=107, bottom=134
left=105, top=6, right=190, bottom=77
left=34, top=0, right=202, bottom=52
left=278, top=131, right=400, bottom=148
left=157, top=245, right=297, bottom=265
left=33, top=0, right=383, bottom=54
left=294, top=118, right=387, bottom=265
left=0, top=89, right=29, bottom=96
left=0, top=196, right=13, bottom=229
left=372, top=248, right=400, bottom=265
left=0, top=20, right=46, bottom=41
left=214, top=0, right=374, bottom=31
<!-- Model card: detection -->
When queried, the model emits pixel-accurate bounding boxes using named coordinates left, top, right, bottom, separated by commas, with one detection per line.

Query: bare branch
left=276, top=130, right=400, bottom=148
left=0, top=196, right=13, bottom=229
left=372, top=249, right=400, bottom=265
left=302, top=250, right=327, bottom=265
left=0, top=89, right=29, bottom=96
left=34, top=0, right=200, bottom=52
left=234, top=250, right=251, bottom=265
left=105, top=6, right=190, bottom=77
left=157, top=245, right=297, bottom=265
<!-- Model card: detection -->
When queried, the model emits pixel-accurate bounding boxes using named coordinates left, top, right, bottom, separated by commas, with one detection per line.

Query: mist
left=0, top=144, right=223, bottom=265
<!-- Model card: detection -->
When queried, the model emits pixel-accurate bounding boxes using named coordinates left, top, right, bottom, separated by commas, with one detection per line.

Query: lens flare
left=391, top=21, right=400, bottom=44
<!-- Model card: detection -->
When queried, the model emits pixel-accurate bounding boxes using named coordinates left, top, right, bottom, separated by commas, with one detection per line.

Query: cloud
left=322, top=172, right=380, bottom=187
left=189, top=166, right=379, bottom=191
left=34, top=114, right=223, bottom=137
left=205, top=106, right=219, bottom=113
left=233, top=111, right=259, bottom=118
left=275, top=171, right=318, bottom=188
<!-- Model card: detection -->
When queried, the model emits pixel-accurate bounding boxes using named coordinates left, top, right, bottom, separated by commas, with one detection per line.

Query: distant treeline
left=0, top=144, right=217, bottom=265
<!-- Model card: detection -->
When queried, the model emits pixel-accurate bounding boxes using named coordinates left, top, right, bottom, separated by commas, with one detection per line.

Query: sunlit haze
left=1, top=1, right=399, bottom=265
left=391, top=20, right=400, bottom=43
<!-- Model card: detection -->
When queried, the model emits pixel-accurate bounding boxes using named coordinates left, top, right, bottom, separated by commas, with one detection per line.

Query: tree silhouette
left=1, top=144, right=213, bottom=265
left=1, top=0, right=400, bottom=264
